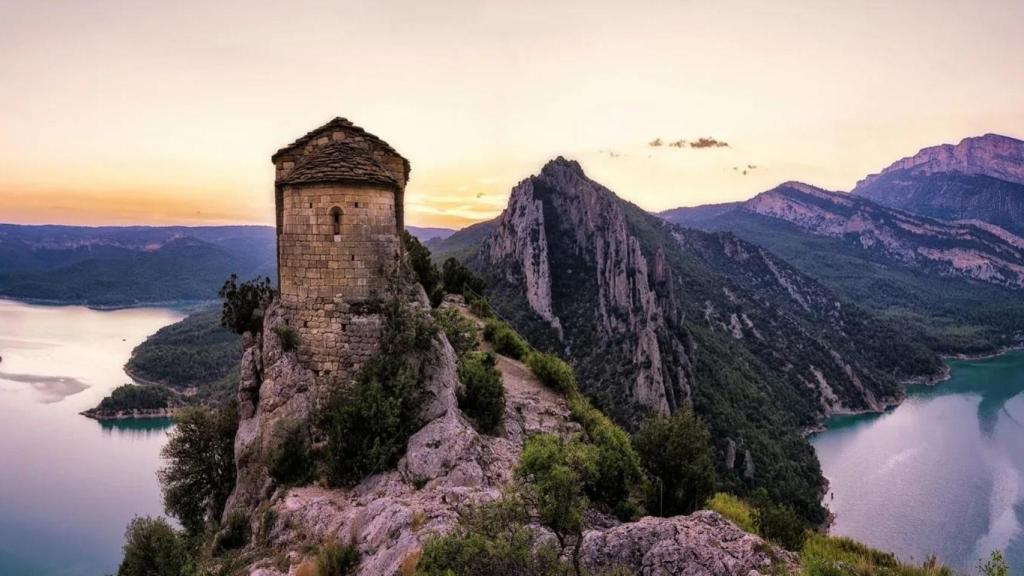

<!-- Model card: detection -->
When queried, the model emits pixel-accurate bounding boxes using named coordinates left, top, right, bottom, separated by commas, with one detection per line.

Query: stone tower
left=272, top=117, right=410, bottom=383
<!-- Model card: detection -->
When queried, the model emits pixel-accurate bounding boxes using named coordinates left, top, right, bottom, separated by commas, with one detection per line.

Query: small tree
left=117, top=516, right=188, bottom=576
left=442, top=257, right=486, bottom=297
left=457, top=352, right=505, bottom=434
left=218, top=274, right=273, bottom=334
left=632, top=409, right=716, bottom=517
left=979, top=551, right=1010, bottom=576
left=159, top=402, right=239, bottom=535
left=402, top=231, right=443, bottom=306
left=516, top=434, right=595, bottom=575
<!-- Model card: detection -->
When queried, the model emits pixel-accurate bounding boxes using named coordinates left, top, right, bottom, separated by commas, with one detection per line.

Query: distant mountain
left=405, top=225, right=456, bottom=242
left=852, top=134, right=1024, bottom=235
left=662, top=182, right=1024, bottom=354
left=658, top=202, right=741, bottom=228
left=445, top=158, right=945, bottom=523
left=0, top=224, right=276, bottom=306
left=425, top=218, right=498, bottom=263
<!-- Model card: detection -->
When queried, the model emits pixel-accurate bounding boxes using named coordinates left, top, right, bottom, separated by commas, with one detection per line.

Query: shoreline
left=812, top=345, right=1023, bottom=534
left=804, top=345, right=1023, bottom=438
left=0, top=295, right=216, bottom=312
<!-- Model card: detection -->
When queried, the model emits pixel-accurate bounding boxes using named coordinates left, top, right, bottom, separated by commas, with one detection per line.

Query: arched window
left=329, top=206, right=342, bottom=238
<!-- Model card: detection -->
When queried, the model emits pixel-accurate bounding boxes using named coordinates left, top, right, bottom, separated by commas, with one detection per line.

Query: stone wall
left=277, top=182, right=401, bottom=387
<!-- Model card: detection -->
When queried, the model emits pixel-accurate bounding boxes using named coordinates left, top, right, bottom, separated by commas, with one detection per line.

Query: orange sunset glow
left=2, top=0, right=1023, bottom=228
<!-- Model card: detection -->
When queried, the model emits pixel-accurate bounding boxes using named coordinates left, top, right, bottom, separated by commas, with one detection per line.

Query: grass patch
left=432, top=307, right=480, bottom=358
left=706, top=493, right=756, bottom=533
left=801, top=533, right=950, bottom=576
left=526, top=352, right=577, bottom=394
left=484, top=319, right=530, bottom=360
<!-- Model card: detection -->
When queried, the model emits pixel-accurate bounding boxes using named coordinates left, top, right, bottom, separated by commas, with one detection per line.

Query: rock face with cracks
left=227, top=299, right=792, bottom=576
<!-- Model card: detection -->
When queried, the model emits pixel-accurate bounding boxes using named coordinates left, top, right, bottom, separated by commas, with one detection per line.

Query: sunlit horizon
left=2, top=0, right=1023, bottom=229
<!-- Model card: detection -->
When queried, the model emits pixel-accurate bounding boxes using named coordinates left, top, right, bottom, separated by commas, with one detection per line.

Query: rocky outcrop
left=226, top=302, right=318, bottom=515
left=743, top=182, right=1024, bottom=289
left=484, top=157, right=691, bottom=417
left=236, top=303, right=582, bottom=575
left=852, top=134, right=1024, bottom=235
left=856, top=134, right=1024, bottom=188
left=580, top=511, right=796, bottom=576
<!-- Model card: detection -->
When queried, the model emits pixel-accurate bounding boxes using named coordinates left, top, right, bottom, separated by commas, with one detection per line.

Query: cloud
left=690, top=137, right=729, bottom=149
left=646, top=137, right=729, bottom=150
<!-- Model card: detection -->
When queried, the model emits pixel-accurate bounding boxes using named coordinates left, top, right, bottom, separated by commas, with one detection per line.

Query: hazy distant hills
left=0, top=224, right=276, bottom=306
left=851, top=134, right=1024, bottom=235
left=0, top=224, right=453, bottom=306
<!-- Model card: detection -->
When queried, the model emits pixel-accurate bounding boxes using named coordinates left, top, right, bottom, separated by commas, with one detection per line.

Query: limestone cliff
left=224, top=297, right=791, bottom=576
left=743, top=182, right=1024, bottom=289
left=852, top=134, right=1024, bottom=235
left=451, top=158, right=924, bottom=522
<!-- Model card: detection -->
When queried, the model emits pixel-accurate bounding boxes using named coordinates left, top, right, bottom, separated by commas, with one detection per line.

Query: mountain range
left=435, top=158, right=949, bottom=522
left=0, top=224, right=452, bottom=306
left=852, top=133, right=1024, bottom=235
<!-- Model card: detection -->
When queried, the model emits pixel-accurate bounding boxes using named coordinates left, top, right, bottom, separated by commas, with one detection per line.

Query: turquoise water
left=812, top=351, right=1024, bottom=573
left=0, top=299, right=183, bottom=576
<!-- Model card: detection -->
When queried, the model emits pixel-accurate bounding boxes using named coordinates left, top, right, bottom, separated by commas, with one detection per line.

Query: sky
left=1, top=0, right=1022, bottom=229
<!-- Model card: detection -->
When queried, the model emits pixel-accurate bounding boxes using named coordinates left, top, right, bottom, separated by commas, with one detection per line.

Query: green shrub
left=117, top=516, right=188, bottom=576
left=754, top=499, right=806, bottom=552
left=433, top=308, right=480, bottom=358
left=214, top=511, right=250, bottom=552
left=273, top=324, right=300, bottom=352
left=159, top=402, right=239, bottom=536
left=706, top=493, right=756, bottom=533
left=415, top=497, right=568, bottom=576
left=465, top=291, right=493, bottom=318
left=441, top=257, right=486, bottom=297
left=317, top=541, right=361, bottom=576
left=268, top=419, right=313, bottom=486
left=402, top=231, right=443, bottom=307
left=484, top=320, right=529, bottom=360
left=457, top=352, right=505, bottom=434
left=567, top=395, right=644, bottom=520
left=218, top=274, right=273, bottom=334
left=527, top=352, right=577, bottom=394
left=320, top=301, right=433, bottom=486
left=632, top=409, right=716, bottom=518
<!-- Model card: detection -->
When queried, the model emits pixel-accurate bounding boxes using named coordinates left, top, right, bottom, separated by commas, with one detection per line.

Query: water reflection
left=813, top=351, right=1024, bottom=573
left=0, top=371, right=89, bottom=403
left=0, top=299, right=185, bottom=576
left=97, top=417, right=175, bottom=438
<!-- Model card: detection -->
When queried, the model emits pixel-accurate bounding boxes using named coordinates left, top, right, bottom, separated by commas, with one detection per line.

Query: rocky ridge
left=229, top=296, right=791, bottom=576
left=855, top=134, right=1024, bottom=188
left=743, top=182, right=1024, bottom=289
left=852, top=134, right=1024, bottom=235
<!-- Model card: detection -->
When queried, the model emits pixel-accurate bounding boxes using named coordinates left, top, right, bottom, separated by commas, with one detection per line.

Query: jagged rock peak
left=855, top=133, right=1024, bottom=189
left=539, top=155, right=586, bottom=177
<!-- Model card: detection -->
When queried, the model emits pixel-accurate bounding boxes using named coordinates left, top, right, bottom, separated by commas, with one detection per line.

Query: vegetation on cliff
left=320, top=296, right=436, bottom=486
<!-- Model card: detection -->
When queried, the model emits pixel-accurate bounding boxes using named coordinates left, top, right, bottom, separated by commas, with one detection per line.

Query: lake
left=813, top=351, right=1024, bottom=573
left=0, top=299, right=184, bottom=576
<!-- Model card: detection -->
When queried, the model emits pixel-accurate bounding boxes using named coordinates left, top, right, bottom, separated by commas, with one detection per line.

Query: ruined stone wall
left=277, top=182, right=401, bottom=386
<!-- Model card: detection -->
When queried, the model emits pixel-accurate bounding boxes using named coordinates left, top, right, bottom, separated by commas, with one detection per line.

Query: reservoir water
left=812, top=351, right=1024, bottom=573
left=0, top=299, right=184, bottom=576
